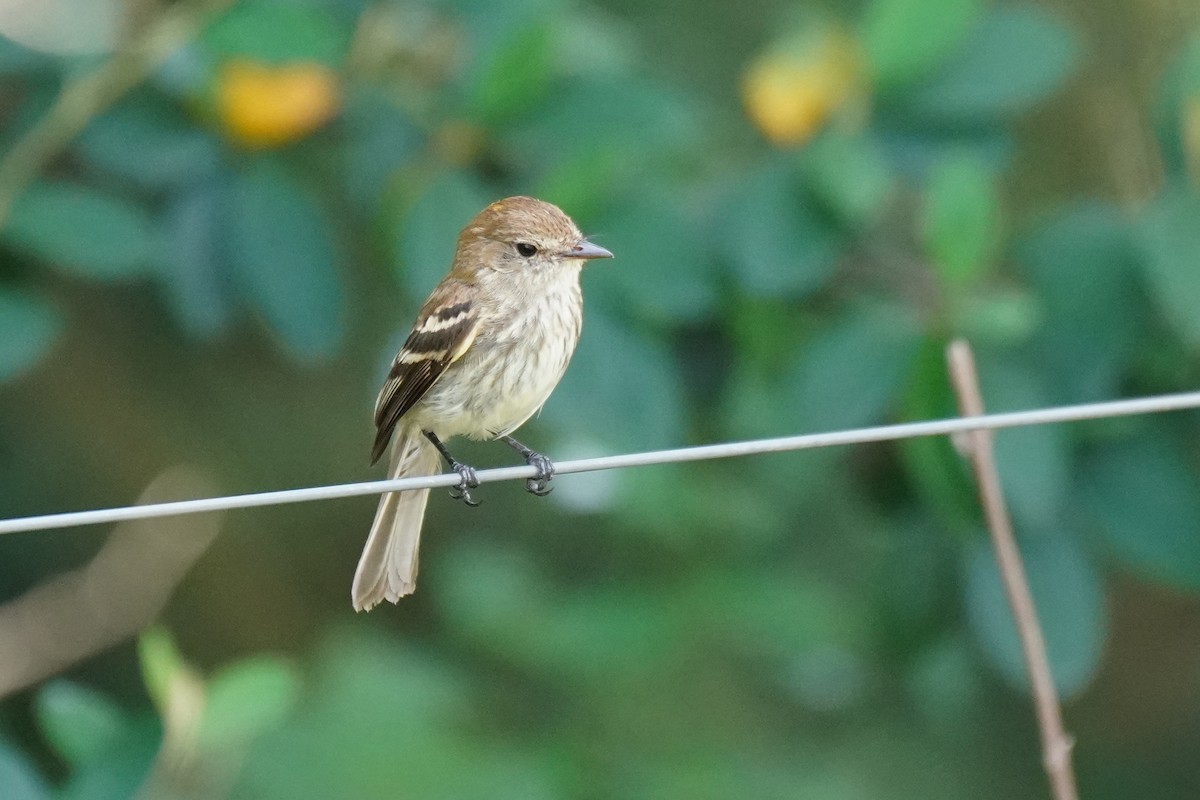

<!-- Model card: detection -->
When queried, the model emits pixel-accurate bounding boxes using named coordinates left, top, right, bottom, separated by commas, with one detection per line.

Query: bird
left=352, top=196, right=613, bottom=611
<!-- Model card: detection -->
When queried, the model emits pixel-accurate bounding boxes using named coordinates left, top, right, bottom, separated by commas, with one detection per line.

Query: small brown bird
left=353, top=196, right=613, bottom=611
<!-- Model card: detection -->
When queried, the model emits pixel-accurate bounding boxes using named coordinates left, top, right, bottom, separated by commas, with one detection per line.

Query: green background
left=1, top=0, right=1199, bottom=797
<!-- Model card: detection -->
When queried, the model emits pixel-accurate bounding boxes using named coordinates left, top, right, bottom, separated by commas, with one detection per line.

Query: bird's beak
left=566, top=240, right=613, bottom=260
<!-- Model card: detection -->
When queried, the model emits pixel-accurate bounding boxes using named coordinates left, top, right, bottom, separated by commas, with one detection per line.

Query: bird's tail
left=352, top=429, right=440, bottom=611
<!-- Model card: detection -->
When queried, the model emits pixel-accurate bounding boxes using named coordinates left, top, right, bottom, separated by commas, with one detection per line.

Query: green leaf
left=58, top=718, right=161, bottom=800
left=1018, top=202, right=1142, bottom=401
left=3, top=181, right=157, bottom=279
left=78, top=94, right=222, bottom=190
left=202, top=1, right=349, bottom=65
left=804, top=132, right=896, bottom=230
left=902, top=6, right=1080, bottom=123
left=228, top=155, right=344, bottom=362
left=965, top=534, right=1106, bottom=698
left=0, top=37, right=50, bottom=76
left=722, top=162, right=841, bottom=299
left=138, top=627, right=187, bottom=716
left=921, top=153, right=1000, bottom=287
left=35, top=682, right=129, bottom=768
left=949, top=288, right=1039, bottom=347
left=862, top=0, right=983, bottom=88
left=152, top=42, right=218, bottom=98
left=0, top=291, right=62, bottom=381
left=1083, top=430, right=1200, bottom=591
left=510, top=76, right=699, bottom=163
left=440, top=542, right=677, bottom=681
left=1153, top=35, right=1200, bottom=173
left=197, top=657, right=301, bottom=751
left=590, top=193, right=715, bottom=323
left=469, top=19, right=555, bottom=126
left=906, top=638, right=982, bottom=726
left=341, top=90, right=424, bottom=211
left=544, top=309, right=685, bottom=451
left=531, top=145, right=623, bottom=223
left=784, top=302, right=923, bottom=431
left=1137, top=182, right=1200, bottom=348
left=897, top=337, right=977, bottom=529
left=231, top=631, right=553, bottom=800
left=977, top=360, right=1070, bottom=531
left=395, top=171, right=492, bottom=298
left=0, top=742, right=50, bottom=800
left=160, top=180, right=234, bottom=338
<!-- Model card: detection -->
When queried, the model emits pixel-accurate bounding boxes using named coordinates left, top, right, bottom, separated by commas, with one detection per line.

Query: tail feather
left=352, top=430, right=440, bottom=611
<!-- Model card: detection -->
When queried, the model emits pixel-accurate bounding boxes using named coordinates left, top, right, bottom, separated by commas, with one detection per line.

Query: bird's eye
left=515, top=242, right=538, bottom=257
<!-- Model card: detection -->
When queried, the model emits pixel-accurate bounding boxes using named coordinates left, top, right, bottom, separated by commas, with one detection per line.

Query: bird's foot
left=448, top=462, right=481, bottom=507
left=499, top=435, right=555, bottom=496
left=524, top=451, right=555, bottom=496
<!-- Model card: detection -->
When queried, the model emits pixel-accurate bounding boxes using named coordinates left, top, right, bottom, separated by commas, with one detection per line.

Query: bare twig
left=0, top=466, right=220, bottom=699
left=945, top=340, right=1079, bottom=800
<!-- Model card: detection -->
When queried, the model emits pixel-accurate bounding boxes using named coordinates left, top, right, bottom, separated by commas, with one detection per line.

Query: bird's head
left=452, top=196, right=612, bottom=277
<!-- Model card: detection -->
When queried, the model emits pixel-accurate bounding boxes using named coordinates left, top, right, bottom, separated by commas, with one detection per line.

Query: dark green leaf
left=784, top=302, right=923, bottom=431
left=228, top=155, right=344, bottom=361
left=58, top=718, right=161, bottom=800
left=341, top=91, right=424, bottom=211
left=921, top=153, right=1000, bottom=287
left=151, top=42, right=218, bottom=98
left=197, top=657, right=301, bottom=750
left=469, top=19, right=554, bottom=126
left=232, top=631, right=553, bottom=800
left=160, top=180, right=233, bottom=338
left=35, top=682, right=129, bottom=768
left=590, top=193, right=715, bottom=323
left=1137, top=182, right=1200, bottom=348
left=1152, top=36, right=1200, bottom=173
left=719, top=361, right=845, bottom=511
left=977, top=360, right=1070, bottom=531
left=0, top=36, right=51, bottom=76
left=903, top=6, right=1080, bottom=123
left=804, top=132, right=896, bottom=229
left=0, top=291, right=62, bottom=381
left=906, top=638, right=983, bottom=725
left=897, top=337, right=977, bottom=529
left=965, top=534, right=1106, bottom=697
left=78, top=94, right=222, bottom=190
left=3, top=181, right=157, bottom=279
left=203, top=2, right=349, bottom=65
left=0, top=742, right=49, bottom=800
left=544, top=309, right=685, bottom=451
left=722, top=163, right=841, bottom=299
left=531, top=146, right=622, bottom=223
left=395, top=171, right=492, bottom=298
left=862, top=0, right=983, bottom=88
left=1018, top=202, right=1142, bottom=401
left=1083, top=430, right=1200, bottom=590
left=509, top=77, right=699, bottom=162
left=440, top=542, right=677, bottom=681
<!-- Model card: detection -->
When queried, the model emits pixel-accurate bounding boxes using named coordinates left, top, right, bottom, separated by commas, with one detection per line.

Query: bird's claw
left=524, top=452, right=555, bottom=497
left=449, top=462, right=480, bottom=507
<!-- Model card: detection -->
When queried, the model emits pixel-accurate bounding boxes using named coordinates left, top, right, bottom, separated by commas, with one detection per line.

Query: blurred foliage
left=1, top=0, right=1200, bottom=797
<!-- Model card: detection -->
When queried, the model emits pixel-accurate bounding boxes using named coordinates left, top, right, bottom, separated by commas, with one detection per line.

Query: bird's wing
left=371, top=283, right=479, bottom=464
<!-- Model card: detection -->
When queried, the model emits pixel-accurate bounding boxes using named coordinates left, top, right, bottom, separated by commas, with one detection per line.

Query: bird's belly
left=411, top=311, right=577, bottom=440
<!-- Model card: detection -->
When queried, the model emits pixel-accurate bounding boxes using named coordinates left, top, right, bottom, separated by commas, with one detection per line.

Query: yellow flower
left=216, top=60, right=340, bottom=149
left=742, top=28, right=863, bottom=147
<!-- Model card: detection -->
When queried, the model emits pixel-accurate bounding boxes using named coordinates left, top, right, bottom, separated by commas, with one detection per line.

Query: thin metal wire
left=2, top=390, right=1199, bottom=536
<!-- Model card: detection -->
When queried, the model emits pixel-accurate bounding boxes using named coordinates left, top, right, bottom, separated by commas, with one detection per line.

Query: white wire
left=3, top=390, right=1199, bottom=536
